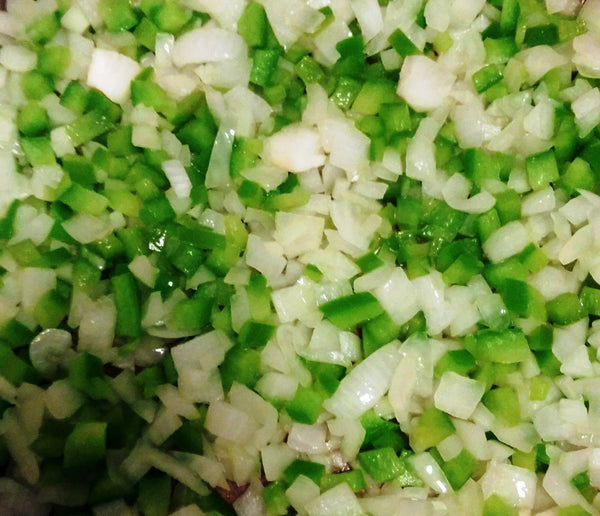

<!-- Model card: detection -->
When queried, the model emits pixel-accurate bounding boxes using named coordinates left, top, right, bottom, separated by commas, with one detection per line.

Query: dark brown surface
left=0, top=0, right=5, bottom=11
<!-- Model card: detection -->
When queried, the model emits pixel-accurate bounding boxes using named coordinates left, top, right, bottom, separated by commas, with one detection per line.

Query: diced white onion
left=434, top=371, right=485, bottom=420
left=323, top=341, right=400, bottom=419
left=483, top=221, right=532, bottom=263
left=305, top=482, right=364, bottom=516
left=480, top=462, right=537, bottom=509
left=162, top=160, right=192, bottom=198
left=172, top=27, right=246, bottom=67
left=397, top=55, right=456, bottom=112
left=86, top=48, right=141, bottom=103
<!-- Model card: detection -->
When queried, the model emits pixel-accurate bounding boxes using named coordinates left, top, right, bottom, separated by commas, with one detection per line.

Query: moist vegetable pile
left=2, top=0, right=600, bottom=514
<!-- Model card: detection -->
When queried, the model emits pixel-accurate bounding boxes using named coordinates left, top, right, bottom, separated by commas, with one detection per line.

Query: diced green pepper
left=441, top=449, right=478, bottom=490
left=464, top=328, right=530, bottom=363
left=546, top=293, right=587, bottom=326
left=483, top=387, right=520, bottom=426
left=526, top=150, right=559, bottom=191
left=63, top=422, right=107, bottom=468
left=111, top=272, right=142, bottom=337
left=283, top=459, right=325, bottom=484
left=320, top=292, right=384, bottom=330
left=412, top=408, right=455, bottom=451
left=358, top=447, right=405, bottom=483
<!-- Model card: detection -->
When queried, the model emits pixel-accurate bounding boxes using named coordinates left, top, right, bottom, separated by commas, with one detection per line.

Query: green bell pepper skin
left=319, top=292, right=384, bottom=330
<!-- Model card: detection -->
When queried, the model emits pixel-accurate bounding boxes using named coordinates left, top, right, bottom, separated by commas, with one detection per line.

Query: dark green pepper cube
left=131, top=77, right=177, bottom=118
left=442, top=253, right=484, bottom=285
left=238, top=2, right=269, bottom=48
left=320, top=469, right=366, bottom=493
left=411, top=407, right=455, bottom=451
left=526, top=150, right=559, bottom=191
left=581, top=287, right=600, bottom=317
left=524, top=24, right=559, bottom=47
left=34, top=287, right=70, bottom=328
left=85, top=89, right=122, bottom=121
left=484, top=256, right=529, bottom=289
left=283, top=459, right=326, bottom=484
left=0, top=344, right=39, bottom=386
left=250, top=48, right=281, bottom=87
left=355, top=252, right=384, bottom=274
left=66, top=111, right=114, bottom=146
left=238, top=180, right=265, bottom=207
left=176, top=117, right=217, bottom=155
left=133, top=17, right=159, bottom=50
left=220, top=346, right=261, bottom=390
left=319, top=292, right=384, bottom=330
left=136, top=366, right=165, bottom=398
left=88, top=470, right=135, bottom=505
left=62, top=153, right=96, bottom=187
left=295, top=55, right=325, bottom=85
left=476, top=209, right=501, bottom=243
left=434, top=350, right=476, bottom=378
left=286, top=386, right=323, bottom=425
left=167, top=242, right=205, bottom=277
left=546, top=293, right=587, bottom=326
left=17, top=102, right=49, bottom=136
left=442, top=449, right=478, bottom=490
left=99, top=0, right=139, bottom=33
left=483, top=494, right=519, bottom=516
left=38, top=46, right=71, bottom=76
left=20, top=136, right=56, bottom=166
left=381, top=101, right=411, bottom=136
left=59, top=183, right=109, bottom=216
left=330, top=76, right=362, bottom=110
left=0, top=320, right=34, bottom=349
left=68, top=352, right=104, bottom=391
left=238, top=320, right=275, bottom=349
left=484, top=37, right=518, bottom=64
left=304, top=360, right=345, bottom=397
left=483, top=387, right=520, bottom=426
left=64, top=422, right=107, bottom=468
left=560, top=157, right=596, bottom=196
left=26, top=12, right=59, bottom=44
left=388, top=29, right=420, bottom=56
left=139, top=197, right=177, bottom=225
left=172, top=416, right=205, bottom=455
left=396, top=198, right=422, bottom=230
left=362, top=312, right=402, bottom=356
left=472, top=64, right=503, bottom=93
left=536, top=350, right=562, bottom=377
left=436, top=239, right=481, bottom=272
left=111, top=272, right=142, bottom=337
left=21, top=71, right=55, bottom=100
left=581, top=141, right=600, bottom=177
left=498, top=278, right=546, bottom=320
left=150, top=1, right=192, bottom=33
left=60, top=80, right=89, bottom=115
left=527, top=324, right=553, bottom=351
left=360, top=410, right=400, bottom=449
left=352, top=79, right=397, bottom=116
left=358, top=447, right=404, bottom=483
left=518, top=243, right=548, bottom=273
left=494, top=189, right=521, bottom=225
left=0, top=200, right=20, bottom=240
left=464, top=328, right=530, bottom=364
left=170, top=296, right=212, bottom=331
left=500, top=0, right=520, bottom=36
left=263, top=481, right=289, bottom=515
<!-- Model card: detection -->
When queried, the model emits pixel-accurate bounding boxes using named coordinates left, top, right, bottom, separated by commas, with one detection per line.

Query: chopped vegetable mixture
left=1, top=0, right=600, bottom=514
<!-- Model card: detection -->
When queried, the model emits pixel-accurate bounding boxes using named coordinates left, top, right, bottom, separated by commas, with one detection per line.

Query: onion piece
left=398, top=55, right=456, bottom=112
left=323, top=341, right=400, bottom=419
